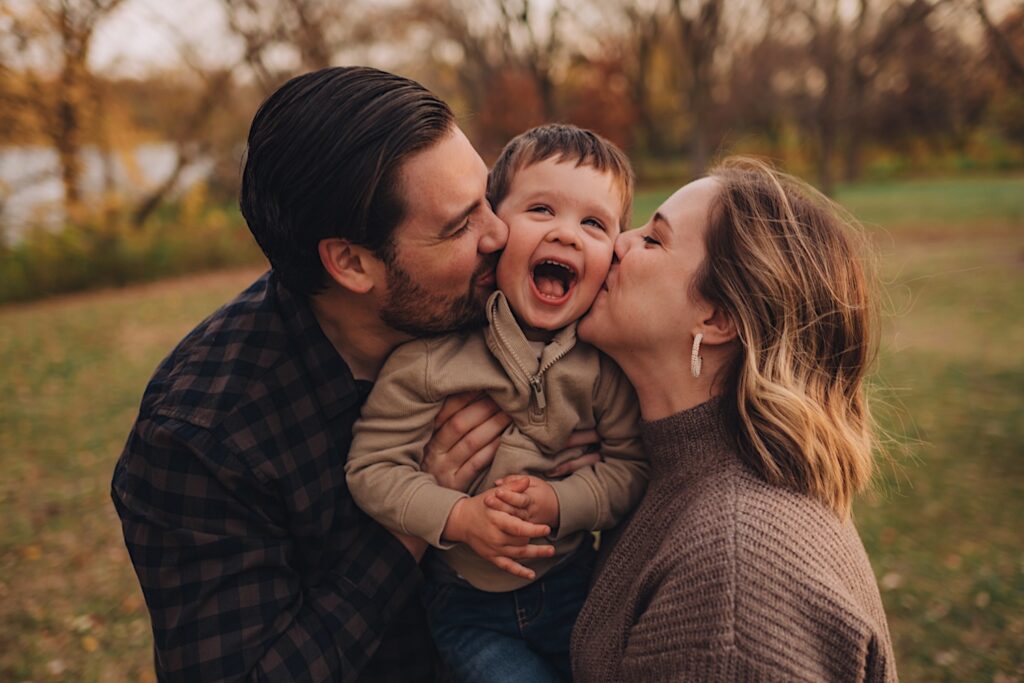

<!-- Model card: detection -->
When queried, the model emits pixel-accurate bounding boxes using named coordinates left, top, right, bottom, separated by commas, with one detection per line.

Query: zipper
left=489, top=295, right=574, bottom=419
left=528, top=342, right=573, bottom=417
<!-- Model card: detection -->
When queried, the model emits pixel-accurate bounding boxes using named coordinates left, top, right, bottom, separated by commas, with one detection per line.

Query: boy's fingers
left=495, top=475, right=530, bottom=492
left=494, top=513, right=549, bottom=539
left=483, top=494, right=529, bottom=519
left=503, top=542, right=557, bottom=559
left=491, top=556, right=536, bottom=580
left=494, top=488, right=531, bottom=510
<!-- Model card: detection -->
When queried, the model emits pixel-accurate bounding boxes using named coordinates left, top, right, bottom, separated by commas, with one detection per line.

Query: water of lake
left=0, top=144, right=213, bottom=241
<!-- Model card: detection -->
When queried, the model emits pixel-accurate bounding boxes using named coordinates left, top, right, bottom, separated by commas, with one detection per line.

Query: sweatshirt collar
left=484, top=290, right=578, bottom=380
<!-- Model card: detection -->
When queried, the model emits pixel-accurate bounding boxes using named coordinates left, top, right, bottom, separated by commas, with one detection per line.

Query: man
left=111, top=66, right=551, bottom=681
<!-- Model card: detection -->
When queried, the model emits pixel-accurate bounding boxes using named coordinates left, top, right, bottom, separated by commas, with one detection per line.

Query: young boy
left=345, top=124, right=647, bottom=682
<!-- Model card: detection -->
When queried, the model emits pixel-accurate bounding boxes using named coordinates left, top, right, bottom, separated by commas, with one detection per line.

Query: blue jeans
left=421, top=544, right=595, bottom=683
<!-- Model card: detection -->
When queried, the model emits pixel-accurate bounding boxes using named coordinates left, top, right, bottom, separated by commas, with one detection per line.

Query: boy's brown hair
left=487, top=124, right=635, bottom=231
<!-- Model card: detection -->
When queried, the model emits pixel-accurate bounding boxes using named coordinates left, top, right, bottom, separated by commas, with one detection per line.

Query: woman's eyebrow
left=652, top=212, right=672, bottom=241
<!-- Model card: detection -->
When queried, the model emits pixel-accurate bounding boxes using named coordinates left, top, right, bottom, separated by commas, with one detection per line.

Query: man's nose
left=479, top=205, right=508, bottom=254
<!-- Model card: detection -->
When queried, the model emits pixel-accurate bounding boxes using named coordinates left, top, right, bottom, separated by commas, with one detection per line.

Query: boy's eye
left=528, top=205, right=552, bottom=215
left=583, top=218, right=606, bottom=231
left=642, top=235, right=661, bottom=246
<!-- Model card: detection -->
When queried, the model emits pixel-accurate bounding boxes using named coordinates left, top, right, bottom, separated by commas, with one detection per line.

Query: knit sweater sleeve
left=344, top=340, right=467, bottom=549
left=620, top=503, right=897, bottom=683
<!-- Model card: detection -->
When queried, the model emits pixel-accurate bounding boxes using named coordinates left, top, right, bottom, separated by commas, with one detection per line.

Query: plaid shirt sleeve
left=111, top=273, right=436, bottom=682
left=112, top=412, right=426, bottom=682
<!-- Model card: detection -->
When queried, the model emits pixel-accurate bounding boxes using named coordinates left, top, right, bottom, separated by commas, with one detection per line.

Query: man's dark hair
left=240, top=66, right=454, bottom=296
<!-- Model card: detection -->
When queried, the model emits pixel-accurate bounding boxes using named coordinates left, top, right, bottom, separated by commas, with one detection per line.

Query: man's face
left=378, top=126, right=508, bottom=337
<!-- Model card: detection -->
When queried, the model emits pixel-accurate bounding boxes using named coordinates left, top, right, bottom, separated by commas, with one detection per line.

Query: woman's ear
left=318, top=238, right=384, bottom=295
left=699, top=305, right=738, bottom=346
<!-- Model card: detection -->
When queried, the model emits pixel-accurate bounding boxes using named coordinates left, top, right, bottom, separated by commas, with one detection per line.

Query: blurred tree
left=782, top=0, right=945, bottom=192
left=671, top=0, right=723, bottom=175
left=220, top=0, right=371, bottom=95
left=581, top=0, right=670, bottom=157
left=0, top=0, right=126, bottom=213
left=976, top=0, right=1024, bottom=87
left=410, top=0, right=567, bottom=151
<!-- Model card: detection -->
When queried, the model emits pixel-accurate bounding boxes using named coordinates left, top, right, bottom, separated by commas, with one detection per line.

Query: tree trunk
left=54, top=57, right=84, bottom=212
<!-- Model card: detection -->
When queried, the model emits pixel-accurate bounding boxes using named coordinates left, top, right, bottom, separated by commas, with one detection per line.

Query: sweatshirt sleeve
left=547, top=354, right=648, bottom=538
left=345, top=340, right=468, bottom=549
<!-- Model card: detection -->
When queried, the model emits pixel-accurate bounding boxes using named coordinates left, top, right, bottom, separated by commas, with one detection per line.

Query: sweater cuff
left=548, top=475, right=600, bottom=540
left=400, top=483, right=468, bottom=550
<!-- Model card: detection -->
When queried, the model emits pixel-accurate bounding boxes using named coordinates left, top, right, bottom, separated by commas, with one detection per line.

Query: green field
left=1, top=176, right=1022, bottom=681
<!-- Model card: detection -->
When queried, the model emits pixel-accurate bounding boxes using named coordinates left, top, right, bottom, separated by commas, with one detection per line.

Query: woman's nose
left=614, top=230, right=635, bottom=260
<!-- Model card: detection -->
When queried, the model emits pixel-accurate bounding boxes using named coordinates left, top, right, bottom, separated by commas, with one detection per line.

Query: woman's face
left=578, top=177, right=721, bottom=354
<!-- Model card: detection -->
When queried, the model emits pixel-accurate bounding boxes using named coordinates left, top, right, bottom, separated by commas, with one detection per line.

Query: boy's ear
left=699, top=305, right=737, bottom=346
left=318, top=237, right=385, bottom=295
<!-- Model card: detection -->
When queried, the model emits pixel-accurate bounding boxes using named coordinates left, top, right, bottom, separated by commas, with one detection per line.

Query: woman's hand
left=422, top=392, right=511, bottom=492
left=441, top=479, right=555, bottom=580
left=544, top=429, right=602, bottom=478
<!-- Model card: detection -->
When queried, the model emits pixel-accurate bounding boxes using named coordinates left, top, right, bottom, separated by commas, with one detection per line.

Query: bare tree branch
left=976, top=0, right=1024, bottom=86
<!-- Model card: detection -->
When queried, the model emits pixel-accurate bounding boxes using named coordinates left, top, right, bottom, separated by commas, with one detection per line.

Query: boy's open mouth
left=532, top=259, right=578, bottom=301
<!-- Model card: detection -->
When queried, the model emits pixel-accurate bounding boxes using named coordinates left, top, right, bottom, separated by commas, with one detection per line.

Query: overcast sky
left=90, top=0, right=236, bottom=76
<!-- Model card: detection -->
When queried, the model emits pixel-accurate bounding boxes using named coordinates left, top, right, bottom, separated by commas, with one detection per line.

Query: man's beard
left=379, top=255, right=497, bottom=337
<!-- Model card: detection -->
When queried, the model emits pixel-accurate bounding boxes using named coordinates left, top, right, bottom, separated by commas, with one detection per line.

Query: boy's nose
left=545, top=221, right=582, bottom=249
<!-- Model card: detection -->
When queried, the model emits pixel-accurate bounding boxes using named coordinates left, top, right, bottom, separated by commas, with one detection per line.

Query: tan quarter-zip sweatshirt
left=346, top=291, right=647, bottom=592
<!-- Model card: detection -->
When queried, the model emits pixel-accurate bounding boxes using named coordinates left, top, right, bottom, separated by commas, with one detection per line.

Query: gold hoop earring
left=691, top=333, right=703, bottom=378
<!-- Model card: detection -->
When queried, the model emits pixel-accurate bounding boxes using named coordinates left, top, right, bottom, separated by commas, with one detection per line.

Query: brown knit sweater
left=570, top=398, right=897, bottom=682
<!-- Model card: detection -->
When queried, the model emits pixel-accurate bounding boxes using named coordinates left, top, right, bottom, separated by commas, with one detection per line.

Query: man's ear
left=699, top=305, right=737, bottom=346
left=318, top=237, right=384, bottom=295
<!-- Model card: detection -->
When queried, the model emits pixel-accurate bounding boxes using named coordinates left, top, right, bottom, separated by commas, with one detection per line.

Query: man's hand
left=488, top=475, right=560, bottom=528
left=441, top=479, right=555, bottom=580
left=422, top=392, right=511, bottom=492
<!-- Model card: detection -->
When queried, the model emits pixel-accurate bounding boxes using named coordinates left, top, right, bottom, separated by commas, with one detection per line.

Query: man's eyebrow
left=440, top=199, right=481, bottom=236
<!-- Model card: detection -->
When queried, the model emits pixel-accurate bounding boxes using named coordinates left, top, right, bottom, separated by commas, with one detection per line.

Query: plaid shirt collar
left=271, top=273, right=368, bottom=420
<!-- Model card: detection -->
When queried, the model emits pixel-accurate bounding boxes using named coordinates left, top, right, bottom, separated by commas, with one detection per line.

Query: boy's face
left=495, top=158, right=623, bottom=334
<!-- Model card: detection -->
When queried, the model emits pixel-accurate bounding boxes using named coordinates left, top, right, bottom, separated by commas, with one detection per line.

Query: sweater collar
left=641, top=396, right=735, bottom=479
left=484, top=290, right=578, bottom=380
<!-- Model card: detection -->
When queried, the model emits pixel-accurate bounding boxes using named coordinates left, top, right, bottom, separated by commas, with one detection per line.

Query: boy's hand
left=442, top=480, right=555, bottom=580
left=488, top=475, right=560, bottom=529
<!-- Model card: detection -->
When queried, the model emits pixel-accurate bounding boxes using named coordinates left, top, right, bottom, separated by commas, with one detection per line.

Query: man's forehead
left=397, top=127, right=487, bottom=223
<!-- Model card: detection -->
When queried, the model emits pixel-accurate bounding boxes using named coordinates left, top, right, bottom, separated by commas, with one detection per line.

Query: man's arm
left=112, top=418, right=423, bottom=682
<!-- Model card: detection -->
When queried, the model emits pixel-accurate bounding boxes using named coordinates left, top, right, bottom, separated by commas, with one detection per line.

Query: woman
left=571, top=157, right=897, bottom=681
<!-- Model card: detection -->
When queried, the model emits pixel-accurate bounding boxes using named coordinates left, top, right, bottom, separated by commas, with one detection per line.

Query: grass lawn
left=1, top=175, right=1022, bottom=681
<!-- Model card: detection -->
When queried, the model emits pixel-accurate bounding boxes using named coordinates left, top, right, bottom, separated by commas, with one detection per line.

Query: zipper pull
left=530, top=375, right=547, bottom=412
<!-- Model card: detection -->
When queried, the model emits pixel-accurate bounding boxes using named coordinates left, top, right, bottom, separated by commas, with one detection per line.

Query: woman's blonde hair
left=700, top=157, right=879, bottom=517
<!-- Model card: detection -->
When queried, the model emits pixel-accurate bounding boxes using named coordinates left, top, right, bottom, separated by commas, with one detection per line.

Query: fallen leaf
left=82, top=635, right=99, bottom=653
